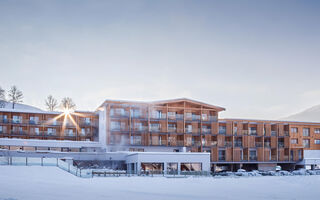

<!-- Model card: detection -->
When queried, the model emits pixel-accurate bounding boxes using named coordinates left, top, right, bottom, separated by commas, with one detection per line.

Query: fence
left=0, top=156, right=92, bottom=178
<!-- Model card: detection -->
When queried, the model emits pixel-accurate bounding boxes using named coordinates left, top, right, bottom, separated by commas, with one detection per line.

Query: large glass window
left=314, top=128, right=320, bottom=134
left=291, top=139, right=298, bottom=144
left=303, top=128, right=310, bottom=137
left=180, top=163, right=202, bottom=171
left=291, top=127, right=298, bottom=133
left=219, top=126, right=226, bottom=134
left=12, top=116, right=22, bottom=123
left=167, top=163, right=178, bottom=174
left=314, top=139, right=320, bottom=145
left=218, top=150, right=226, bottom=161
left=249, top=150, right=257, bottom=160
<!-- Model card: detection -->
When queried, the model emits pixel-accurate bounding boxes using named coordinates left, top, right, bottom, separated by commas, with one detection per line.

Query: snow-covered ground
left=0, top=166, right=320, bottom=200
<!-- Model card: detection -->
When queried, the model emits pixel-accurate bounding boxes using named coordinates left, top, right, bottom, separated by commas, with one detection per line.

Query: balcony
left=271, top=131, right=277, bottom=136
left=149, top=114, right=166, bottom=120
left=110, top=111, right=129, bottom=118
left=167, top=127, right=177, bottom=133
left=132, top=126, right=148, bottom=132
left=185, top=114, right=200, bottom=121
left=10, top=131, right=27, bottom=136
left=202, top=115, right=218, bottom=122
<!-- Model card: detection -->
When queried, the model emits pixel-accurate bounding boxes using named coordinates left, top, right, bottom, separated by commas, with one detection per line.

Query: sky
left=0, top=0, right=320, bottom=119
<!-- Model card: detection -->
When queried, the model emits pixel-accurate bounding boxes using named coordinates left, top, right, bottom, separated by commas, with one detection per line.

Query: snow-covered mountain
left=281, top=105, right=320, bottom=123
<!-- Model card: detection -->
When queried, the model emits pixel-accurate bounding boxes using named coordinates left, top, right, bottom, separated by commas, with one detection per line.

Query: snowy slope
left=282, top=105, right=320, bottom=123
left=1, top=166, right=320, bottom=200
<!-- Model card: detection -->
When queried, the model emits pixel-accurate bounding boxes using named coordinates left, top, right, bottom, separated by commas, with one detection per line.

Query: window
left=180, top=163, right=202, bottom=172
left=29, top=116, right=39, bottom=124
left=303, top=139, right=310, bottom=148
left=315, top=139, right=320, bottom=145
left=0, top=126, right=2, bottom=133
left=291, top=127, right=298, bottom=133
left=303, top=128, right=310, bottom=137
left=201, top=114, right=208, bottom=120
left=81, top=128, right=86, bottom=136
left=218, top=150, right=226, bottom=161
left=85, top=118, right=91, bottom=125
left=130, top=135, right=141, bottom=145
left=315, top=128, right=320, bottom=134
left=47, top=128, right=56, bottom=135
left=249, top=127, right=257, bottom=135
left=186, top=125, right=192, bottom=133
left=249, top=150, right=257, bottom=160
left=168, top=112, right=176, bottom=118
left=12, top=116, right=22, bottom=123
left=34, top=128, right=39, bottom=135
left=291, top=139, right=298, bottom=144
left=219, top=126, right=226, bottom=134
left=111, top=121, right=120, bottom=130
left=65, top=129, right=74, bottom=136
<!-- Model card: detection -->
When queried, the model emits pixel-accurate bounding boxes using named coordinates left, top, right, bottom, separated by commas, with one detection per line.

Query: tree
left=45, top=95, right=58, bottom=111
left=8, top=86, right=23, bottom=109
left=0, top=86, right=6, bottom=108
left=61, top=97, right=76, bottom=111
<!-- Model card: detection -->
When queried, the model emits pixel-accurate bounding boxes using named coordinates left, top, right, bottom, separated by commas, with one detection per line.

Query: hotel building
left=1, top=98, right=320, bottom=172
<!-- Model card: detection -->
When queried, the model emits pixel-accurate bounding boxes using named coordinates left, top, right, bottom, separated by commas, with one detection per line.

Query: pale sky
left=0, top=0, right=320, bottom=119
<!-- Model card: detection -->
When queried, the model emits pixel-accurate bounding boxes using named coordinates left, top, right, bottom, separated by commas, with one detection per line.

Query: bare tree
left=45, top=95, right=58, bottom=111
left=8, top=86, right=23, bottom=109
left=0, top=86, right=6, bottom=108
left=61, top=97, right=76, bottom=111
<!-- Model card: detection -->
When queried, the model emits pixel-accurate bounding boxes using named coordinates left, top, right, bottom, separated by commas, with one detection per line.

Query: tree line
left=0, top=85, right=76, bottom=111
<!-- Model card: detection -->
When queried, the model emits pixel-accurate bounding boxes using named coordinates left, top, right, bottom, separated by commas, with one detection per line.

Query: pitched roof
left=100, top=98, right=225, bottom=112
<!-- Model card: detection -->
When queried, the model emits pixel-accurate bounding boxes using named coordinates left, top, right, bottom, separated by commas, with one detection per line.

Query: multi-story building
left=0, top=104, right=99, bottom=152
left=1, top=98, right=320, bottom=171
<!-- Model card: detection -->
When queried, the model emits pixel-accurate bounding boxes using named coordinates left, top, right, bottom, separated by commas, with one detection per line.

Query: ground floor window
left=181, top=163, right=202, bottom=171
left=219, top=150, right=226, bottom=161
left=167, top=163, right=178, bottom=174
left=141, top=163, right=164, bottom=174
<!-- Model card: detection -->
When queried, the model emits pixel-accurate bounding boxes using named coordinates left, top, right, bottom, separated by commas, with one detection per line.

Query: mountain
left=281, top=105, right=320, bottom=123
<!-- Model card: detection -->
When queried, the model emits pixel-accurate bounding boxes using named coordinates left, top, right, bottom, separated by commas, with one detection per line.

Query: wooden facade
left=0, top=111, right=98, bottom=142
left=104, top=98, right=320, bottom=163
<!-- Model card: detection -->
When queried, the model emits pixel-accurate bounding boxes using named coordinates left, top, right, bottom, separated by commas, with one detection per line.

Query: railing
left=132, top=126, right=148, bottom=132
left=219, top=129, right=226, bottom=135
left=271, top=131, right=277, bottom=136
left=149, top=114, right=167, bottom=120
left=110, top=112, right=130, bottom=118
